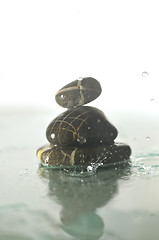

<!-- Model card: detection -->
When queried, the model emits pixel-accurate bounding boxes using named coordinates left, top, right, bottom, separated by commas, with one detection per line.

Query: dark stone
left=46, top=106, right=118, bottom=146
left=55, top=77, right=102, bottom=108
left=37, top=143, right=131, bottom=167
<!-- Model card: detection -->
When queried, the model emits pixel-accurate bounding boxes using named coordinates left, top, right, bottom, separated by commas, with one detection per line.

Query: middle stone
left=46, top=106, right=118, bottom=146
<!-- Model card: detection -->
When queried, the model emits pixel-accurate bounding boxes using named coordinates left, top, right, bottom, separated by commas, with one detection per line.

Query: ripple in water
left=131, top=153, right=159, bottom=176
left=61, top=163, right=101, bottom=177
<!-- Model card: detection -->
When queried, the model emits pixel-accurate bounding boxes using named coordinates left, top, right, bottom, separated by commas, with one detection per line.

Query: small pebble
left=55, top=77, right=102, bottom=108
left=46, top=106, right=118, bottom=146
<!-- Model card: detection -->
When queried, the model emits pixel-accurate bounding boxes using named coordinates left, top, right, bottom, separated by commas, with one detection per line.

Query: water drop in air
left=97, top=119, right=101, bottom=123
left=150, top=98, right=155, bottom=102
left=142, top=72, right=149, bottom=77
left=146, top=137, right=150, bottom=141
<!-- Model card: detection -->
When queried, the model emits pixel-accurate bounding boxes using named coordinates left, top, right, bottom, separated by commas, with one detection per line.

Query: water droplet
left=78, top=77, right=83, bottom=80
left=51, top=133, right=55, bottom=139
left=142, top=72, right=149, bottom=77
left=45, top=156, right=49, bottom=164
left=80, top=159, right=85, bottom=163
left=99, top=140, right=103, bottom=143
left=87, top=126, right=91, bottom=130
left=150, top=98, right=155, bottom=102
left=146, top=137, right=150, bottom=141
left=77, top=136, right=86, bottom=144
left=97, top=119, right=101, bottom=123
left=87, top=166, right=93, bottom=171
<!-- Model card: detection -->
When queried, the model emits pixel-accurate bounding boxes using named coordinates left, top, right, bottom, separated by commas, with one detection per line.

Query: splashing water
left=131, top=153, right=159, bottom=176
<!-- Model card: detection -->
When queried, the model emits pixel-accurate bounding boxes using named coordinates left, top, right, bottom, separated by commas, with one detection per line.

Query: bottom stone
left=37, top=143, right=131, bottom=167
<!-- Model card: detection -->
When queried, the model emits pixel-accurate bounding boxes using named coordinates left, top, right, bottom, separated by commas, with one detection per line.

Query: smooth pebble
left=37, top=143, right=131, bottom=167
left=55, top=77, right=102, bottom=108
left=46, top=106, right=118, bottom=146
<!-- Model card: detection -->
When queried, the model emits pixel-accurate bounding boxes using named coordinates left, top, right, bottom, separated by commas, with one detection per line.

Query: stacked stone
left=37, top=77, right=131, bottom=167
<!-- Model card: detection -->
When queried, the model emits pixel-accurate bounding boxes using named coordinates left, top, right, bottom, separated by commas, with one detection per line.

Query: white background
left=0, top=0, right=159, bottom=112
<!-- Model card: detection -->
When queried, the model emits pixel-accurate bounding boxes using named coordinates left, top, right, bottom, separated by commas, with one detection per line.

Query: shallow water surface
left=0, top=108, right=159, bottom=240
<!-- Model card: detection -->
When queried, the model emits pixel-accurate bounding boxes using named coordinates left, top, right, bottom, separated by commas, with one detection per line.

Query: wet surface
left=0, top=108, right=159, bottom=240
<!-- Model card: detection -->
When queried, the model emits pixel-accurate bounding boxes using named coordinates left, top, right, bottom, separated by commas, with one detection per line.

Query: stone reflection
left=39, top=164, right=131, bottom=240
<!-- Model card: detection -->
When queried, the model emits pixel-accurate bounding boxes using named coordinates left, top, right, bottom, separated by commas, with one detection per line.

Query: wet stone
left=55, top=77, right=102, bottom=108
left=37, top=76, right=132, bottom=169
left=37, top=143, right=131, bottom=167
left=46, top=106, right=118, bottom=146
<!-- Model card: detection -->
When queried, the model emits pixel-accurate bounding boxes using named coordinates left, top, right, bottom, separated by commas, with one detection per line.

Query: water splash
left=87, top=166, right=93, bottom=171
left=131, top=154, right=159, bottom=176
left=39, top=144, right=131, bottom=177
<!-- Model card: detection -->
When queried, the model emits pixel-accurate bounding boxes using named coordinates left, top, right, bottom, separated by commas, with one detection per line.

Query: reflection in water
left=39, top=164, right=131, bottom=240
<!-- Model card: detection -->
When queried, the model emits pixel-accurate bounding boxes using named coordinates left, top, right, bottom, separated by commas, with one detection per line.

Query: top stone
left=55, top=77, right=102, bottom=108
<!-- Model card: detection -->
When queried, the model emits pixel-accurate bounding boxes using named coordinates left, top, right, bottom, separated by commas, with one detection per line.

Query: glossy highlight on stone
left=46, top=106, right=118, bottom=146
left=55, top=77, right=102, bottom=108
left=37, top=143, right=131, bottom=167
